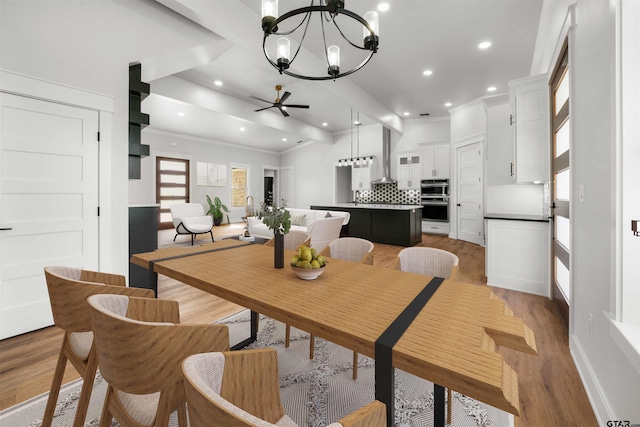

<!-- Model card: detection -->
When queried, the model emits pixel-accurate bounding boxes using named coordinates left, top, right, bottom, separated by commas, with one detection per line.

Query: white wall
left=134, top=130, right=281, bottom=223
left=0, top=0, right=207, bottom=277
left=536, top=0, right=640, bottom=423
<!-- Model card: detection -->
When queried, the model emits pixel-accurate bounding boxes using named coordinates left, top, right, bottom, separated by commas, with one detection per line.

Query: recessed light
left=322, top=122, right=328, bottom=126
left=423, top=69, right=433, bottom=76
left=487, top=86, right=497, bottom=92
left=353, top=120, right=361, bottom=125
left=177, top=112, right=185, bottom=117
left=478, top=41, right=492, bottom=49
left=240, top=127, right=245, bottom=132
left=214, top=80, right=223, bottom=86
left=444, top=102, right=452, bottom=107
left=377, top=2, right=390, bottom=12
left=403, top=112, right=410, bottom=116
left=282, top=138, right=287, bottom=142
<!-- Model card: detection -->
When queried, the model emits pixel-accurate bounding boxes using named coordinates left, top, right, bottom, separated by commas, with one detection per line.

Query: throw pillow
left=325, top=212, right=333, bottom=218
left=291, top=214, right=306, bottom=226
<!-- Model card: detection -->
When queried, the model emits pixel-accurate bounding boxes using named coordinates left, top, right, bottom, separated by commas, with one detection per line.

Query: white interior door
left=456, top=141, right=484, bottom=245
left=279, top=166, right=294, bottom=207
left=0, top=93, right=99, bottom=339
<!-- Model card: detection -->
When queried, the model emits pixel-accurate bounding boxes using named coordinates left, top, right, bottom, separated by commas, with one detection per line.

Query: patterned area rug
left=0, top=310, right=513, bottom=427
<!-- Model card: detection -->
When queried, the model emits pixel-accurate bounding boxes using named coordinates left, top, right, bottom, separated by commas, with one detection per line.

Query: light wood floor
left=0, top=226, right=598, bottom=426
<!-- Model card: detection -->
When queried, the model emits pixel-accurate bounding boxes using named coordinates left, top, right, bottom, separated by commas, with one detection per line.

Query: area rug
left=0, top=310, right=513, bottom=427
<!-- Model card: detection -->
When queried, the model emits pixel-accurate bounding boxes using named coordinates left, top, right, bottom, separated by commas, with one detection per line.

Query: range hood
left=371, top=127, right=396, bottom=184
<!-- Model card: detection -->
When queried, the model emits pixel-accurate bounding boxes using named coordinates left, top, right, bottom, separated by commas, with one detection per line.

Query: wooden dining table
left=131, top=239, right=537, bottom=427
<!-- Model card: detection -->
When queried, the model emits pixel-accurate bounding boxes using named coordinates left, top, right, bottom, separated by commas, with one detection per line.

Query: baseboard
left=570, top=335, right=613, bottom=426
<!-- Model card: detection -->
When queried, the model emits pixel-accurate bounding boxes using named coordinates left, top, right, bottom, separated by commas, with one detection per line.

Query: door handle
left=457, top=203, right=461, bottom=207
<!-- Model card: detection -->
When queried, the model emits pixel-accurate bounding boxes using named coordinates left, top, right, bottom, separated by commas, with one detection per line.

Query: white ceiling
left=141, top=0, right=543, bottom=153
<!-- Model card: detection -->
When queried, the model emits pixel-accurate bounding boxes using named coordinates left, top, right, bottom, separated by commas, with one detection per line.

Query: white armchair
left=170, top=203, right=214, bottom=246
left=307, top=215, right=348, bottom=252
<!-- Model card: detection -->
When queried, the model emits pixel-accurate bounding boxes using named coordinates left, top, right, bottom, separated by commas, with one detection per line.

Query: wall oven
left=421, top=179, right=449, bottom=222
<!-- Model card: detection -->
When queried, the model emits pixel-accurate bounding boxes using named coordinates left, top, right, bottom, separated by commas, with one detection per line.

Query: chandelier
left=261, top=0, right=380, bottom=80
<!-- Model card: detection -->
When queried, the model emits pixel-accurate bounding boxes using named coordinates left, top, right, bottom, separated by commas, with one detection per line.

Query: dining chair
left=170, top=202, right=214, bottom=245
left=393, top=246, right=459, bottom=424
left=87, top=293, right=230, bottom=427
left=42, top=266, right=154, bottom=427
left=182, top=348, right=387, bottom=427
left=307, top=215, right=347, bottom=252
left=315, top=237, right=374, bottom=379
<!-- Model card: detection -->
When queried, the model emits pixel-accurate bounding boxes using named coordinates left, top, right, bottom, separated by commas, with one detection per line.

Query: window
left=156, top=157, right=189, bottom=229
left=231, top=166, right=248, bottom=208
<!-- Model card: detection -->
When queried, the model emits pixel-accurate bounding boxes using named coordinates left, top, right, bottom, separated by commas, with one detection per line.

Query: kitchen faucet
left=354, top=190, right=360, bottom=205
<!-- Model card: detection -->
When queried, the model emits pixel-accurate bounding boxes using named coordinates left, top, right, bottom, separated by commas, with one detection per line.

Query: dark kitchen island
left=311, top=203, right=423, bottom=247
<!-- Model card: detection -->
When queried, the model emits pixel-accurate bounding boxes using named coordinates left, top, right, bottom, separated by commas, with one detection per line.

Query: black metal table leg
left=230, top=310, right=259, bottom=350
left=375, top=341, right=395, bottom=427
left=434, top=384, right=445, bottom=427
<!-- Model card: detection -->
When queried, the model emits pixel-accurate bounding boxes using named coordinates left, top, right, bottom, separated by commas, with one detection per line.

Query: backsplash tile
left=357, top=182, right=420, bottom=204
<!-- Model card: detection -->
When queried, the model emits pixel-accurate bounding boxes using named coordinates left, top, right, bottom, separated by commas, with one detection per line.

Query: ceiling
left=141, top=0, right=543, bottom=153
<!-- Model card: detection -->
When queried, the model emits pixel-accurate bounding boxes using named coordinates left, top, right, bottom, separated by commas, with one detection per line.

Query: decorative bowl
left=290, top=265, right=326, bottom=280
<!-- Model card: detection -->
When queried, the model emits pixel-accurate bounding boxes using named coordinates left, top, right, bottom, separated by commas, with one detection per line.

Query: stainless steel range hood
left=371, top=127, right=396, bottom=184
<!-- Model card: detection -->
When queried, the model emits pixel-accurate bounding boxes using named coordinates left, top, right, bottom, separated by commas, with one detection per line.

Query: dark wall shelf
left=129, top=206, right=158, bottom=295
left=129, top=64, right=150, bottom=180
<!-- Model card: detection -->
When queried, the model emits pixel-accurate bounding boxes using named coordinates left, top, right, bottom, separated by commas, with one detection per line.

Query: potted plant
left=257, top=202, right=291, bottom=268
left=206, top=195, right=230, bottom=226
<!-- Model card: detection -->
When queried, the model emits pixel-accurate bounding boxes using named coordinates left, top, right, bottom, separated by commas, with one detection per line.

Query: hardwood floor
left=0, top=230, right=597, bottom=426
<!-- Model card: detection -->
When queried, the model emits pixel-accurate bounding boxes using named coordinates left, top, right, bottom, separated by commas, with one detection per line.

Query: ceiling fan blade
left=249, top=95, right=274, bottom=104
left=279, top=91, right=291, bottom=104
left=254, top=106, right=275, bottom=112
left=282, top=104, right=309, bottom=109
left=279, top=107, right=290, bottom=117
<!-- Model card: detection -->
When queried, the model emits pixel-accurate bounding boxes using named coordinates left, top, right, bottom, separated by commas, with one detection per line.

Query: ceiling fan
left=250, top=85, right=309, bottom=117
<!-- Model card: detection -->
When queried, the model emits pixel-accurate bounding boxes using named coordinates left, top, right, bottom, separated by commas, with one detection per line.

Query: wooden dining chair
left=42, top=266, right=154, bottom=427
left=315, top=237, right=374, bottom=380
left=87, top=293, right=230, bottom=427
left=392, top=246, right=459, bottom=424
left=182, top=348, right=387, bottom=427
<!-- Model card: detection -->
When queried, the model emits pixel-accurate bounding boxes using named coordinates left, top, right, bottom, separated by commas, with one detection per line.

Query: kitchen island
left=311, top=203, right=422, bottom=246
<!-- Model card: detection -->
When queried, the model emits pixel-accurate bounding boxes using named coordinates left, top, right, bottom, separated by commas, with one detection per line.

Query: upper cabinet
left=352, top=162, right=372, bottom=191
left=483, top=94, right=514, bottom=186
left=509, top=74, right=550, bottom=183
left=397, top=153, right=421, bottom=189
left=422, top=145, right=450, bottom=179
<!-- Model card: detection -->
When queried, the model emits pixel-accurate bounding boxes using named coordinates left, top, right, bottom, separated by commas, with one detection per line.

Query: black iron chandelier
left=261, top=0, right=380, bottom=80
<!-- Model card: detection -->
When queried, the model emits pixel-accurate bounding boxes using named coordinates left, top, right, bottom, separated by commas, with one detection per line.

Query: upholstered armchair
left=182, top=348, right=387, bottom=427
left=87, top=294, right=230, bottom=427
left=170, top=203, right=214, bottom=245
left=42, top=266, right=154, bottom=427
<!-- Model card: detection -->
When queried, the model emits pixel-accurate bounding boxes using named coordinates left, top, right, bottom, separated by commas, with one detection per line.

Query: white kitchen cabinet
left=509, top=74, right=550, bottom=183
left=483, top=94, right=515, bottom=185
left=397, top=153, right=421, bottom=189
left=351, top=163, right=372, bottom=191
left=486, top=218, right=550, bottom=297
left=422, top=145, right=450, bottom=179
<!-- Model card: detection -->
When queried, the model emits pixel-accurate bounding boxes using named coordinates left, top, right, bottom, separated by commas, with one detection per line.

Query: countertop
left=313, top=203, right=422, bottom=211
left=484, top=213, right=550, bottom=222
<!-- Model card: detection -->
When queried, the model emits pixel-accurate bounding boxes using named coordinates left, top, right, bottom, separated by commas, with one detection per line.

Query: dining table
left=130, top=238, right=537, bottom=427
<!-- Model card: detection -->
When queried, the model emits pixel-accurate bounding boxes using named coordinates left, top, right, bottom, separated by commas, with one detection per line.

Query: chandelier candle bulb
left=327, top=45, right=340, bottom=77
left=261, top=0, right=278, bottom=31
left=276, top=37, right=290, bottom=70
left=363, top=11, right=379, bottom=50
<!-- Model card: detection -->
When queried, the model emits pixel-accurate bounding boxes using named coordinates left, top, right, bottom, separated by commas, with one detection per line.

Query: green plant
left=257, top=202, right=291, bottom=235
left=206, top=195, right=230, bottom=224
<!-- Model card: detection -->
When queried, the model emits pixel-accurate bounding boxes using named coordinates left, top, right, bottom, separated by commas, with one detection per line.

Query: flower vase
left=274, top=233, right=284, bottom=268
